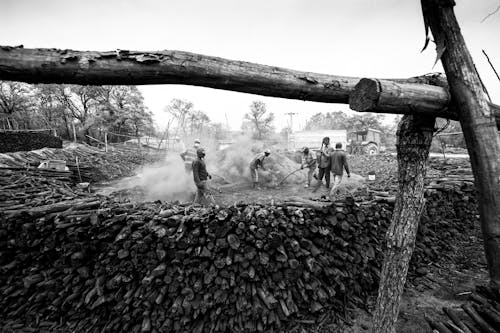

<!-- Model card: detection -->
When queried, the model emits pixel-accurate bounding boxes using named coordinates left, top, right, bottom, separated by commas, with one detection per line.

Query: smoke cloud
left=101, top=154, right=195, bottom=202
left=101, top=135, right=309, bottom=202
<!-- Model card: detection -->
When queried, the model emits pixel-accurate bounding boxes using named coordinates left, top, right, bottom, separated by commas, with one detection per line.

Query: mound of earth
left=210, top=142, right=304, bottom=186
left=329, top=173, right=367, bottom=200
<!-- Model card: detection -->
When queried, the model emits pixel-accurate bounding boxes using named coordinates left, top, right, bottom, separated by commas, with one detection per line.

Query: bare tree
left=243, top=100, right=275, bottom=140
left=164, top=98, right=194, bottom=140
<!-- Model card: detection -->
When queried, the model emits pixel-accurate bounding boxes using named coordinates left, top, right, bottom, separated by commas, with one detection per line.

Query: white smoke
left=101, top=153, right=195, bottom=202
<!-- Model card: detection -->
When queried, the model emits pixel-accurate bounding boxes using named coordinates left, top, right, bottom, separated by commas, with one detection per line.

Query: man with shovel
left=300, top=147, right=317, bottom=188
left=249, top=149, right=271, bottom=189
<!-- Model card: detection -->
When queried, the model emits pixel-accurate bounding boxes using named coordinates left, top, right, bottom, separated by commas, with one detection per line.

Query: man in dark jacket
left=329, top=142, right=350, bottom=197
left=312, top=137, right=333, bottom=192
left=192, top=147, right=215, bottom=205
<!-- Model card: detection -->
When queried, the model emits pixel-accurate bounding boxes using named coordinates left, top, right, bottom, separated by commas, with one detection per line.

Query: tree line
left=0, top=81, right=154, bottom=143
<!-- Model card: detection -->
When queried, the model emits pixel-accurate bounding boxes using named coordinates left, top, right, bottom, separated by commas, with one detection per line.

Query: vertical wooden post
left=422, top=0, right=500, bottom=289
left=104, top=132, right=108, bottom=153
left=372, top=115, right=435, bottom=333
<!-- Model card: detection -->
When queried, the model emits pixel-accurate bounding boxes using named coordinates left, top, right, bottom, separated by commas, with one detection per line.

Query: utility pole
left=284, top=112, right=297, bottom=150
left=285, top=112, right=297, bottom=131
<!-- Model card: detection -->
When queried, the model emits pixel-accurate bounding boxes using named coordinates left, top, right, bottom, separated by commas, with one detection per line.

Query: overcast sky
left=1, top=0, right=500, bottom=131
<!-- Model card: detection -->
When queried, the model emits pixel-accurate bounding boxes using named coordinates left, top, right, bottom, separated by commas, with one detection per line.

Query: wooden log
left=350, top=78, right=453, bottom=117
left=373, top=115, right=435, bottom=333
left=462, top=304, right=497, bottom=333
left=1, top=45, right=500, bottom=129
left=422, top=0, right=500, bottom=289
left=426, top=314, right=454, bottom=333
left=349, top=77, right=500, bottom=129
left=443, top=307, right=473, bottom=333
left=0, top=45, right=359, bottom=104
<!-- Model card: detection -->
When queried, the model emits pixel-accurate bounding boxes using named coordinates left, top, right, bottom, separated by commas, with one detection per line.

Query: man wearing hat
left=300, top=147, right=317, bottom=188
left=249, top=149, right=271, bottom=189
left=192, top=147, right=216, bottom=205
left=180, top=139, right=201, bottom=173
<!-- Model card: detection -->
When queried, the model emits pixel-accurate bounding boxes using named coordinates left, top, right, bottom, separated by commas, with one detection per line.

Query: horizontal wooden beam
left=0, top=45, right=360, bottom=104
left=0, top=45, right=499, bottom=128
left=349, top=78, right=454, bottom=118
left=350, top=77, right=500, bottom=129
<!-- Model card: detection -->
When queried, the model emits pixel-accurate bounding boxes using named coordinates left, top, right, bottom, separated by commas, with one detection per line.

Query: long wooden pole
left=1, top=45, right=500, bottom=127
left=422, top=0, right=500, bottom=290
left=0, top=45, right=359, bottom=104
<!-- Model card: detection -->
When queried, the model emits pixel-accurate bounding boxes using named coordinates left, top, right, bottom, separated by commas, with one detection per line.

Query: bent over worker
left=300, top=147, right=316, bottom=188
left=329, top=142, right=350, bottom=197
left=180, top=139, right=201, bottom=173
left=249, top=149, right=271, bottom=189
left=192, top=147, right=216, bottom=205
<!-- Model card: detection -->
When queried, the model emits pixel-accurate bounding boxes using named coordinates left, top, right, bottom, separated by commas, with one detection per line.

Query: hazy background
left=1, top=0, right=499, bottom=131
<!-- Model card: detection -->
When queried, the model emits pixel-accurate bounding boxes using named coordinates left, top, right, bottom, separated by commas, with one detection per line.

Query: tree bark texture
left=372, top=115, right=435, bottom=333
left=422, top=0, right=500, bottom=288
left=1, top=45, right=500, bottom=127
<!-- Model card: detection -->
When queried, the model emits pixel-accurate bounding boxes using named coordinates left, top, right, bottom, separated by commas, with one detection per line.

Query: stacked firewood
left=0, top=168, right=90, bottom=211
left=0, top=143, right=165, bottom=183
left=427, top=285, right=500, bottom=333
left=0, top=197, right=392, bottom=332
left=410, top=178, right=479, bottom=277
left=0, top=185, right=482, bottom=332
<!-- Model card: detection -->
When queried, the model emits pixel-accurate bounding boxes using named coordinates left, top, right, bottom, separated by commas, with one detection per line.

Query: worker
left=180, top=139, right=201, bottom=173
left=312, top=137, right=333, bottom=192
left=329, top=142, right=351, bottom=197
left=172, top=137, right=186, bottom=153
left=249, top=149, right=271, bottom=189
left=192, top=147, right=216, bottom=205
left=300, top=147, right=317, bottom=188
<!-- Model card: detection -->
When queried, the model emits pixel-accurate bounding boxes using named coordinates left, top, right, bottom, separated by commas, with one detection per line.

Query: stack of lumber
left=427, top=286, right=500, bottom=333
left=0, top=143, right=165, bottom=183
left=0, top=168, right=89, bottom=211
